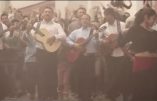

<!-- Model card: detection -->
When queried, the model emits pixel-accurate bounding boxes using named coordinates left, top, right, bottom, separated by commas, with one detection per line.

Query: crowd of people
left=0, top=2, right=157, bottom=101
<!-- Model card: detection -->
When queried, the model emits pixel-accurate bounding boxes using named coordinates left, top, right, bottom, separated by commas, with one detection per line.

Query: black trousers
left=0, top=64, right=8, bottom=100
left=36, top=49, right=58, bottom=99
left=106, top=56, right=132, bottom=99
left=0, top=50, right=18, bottom=98
left=71, top=54, right=96, bottom=101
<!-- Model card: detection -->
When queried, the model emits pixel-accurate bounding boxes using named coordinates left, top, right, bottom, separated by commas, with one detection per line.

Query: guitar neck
left=82, top=29, right=94, bottom=46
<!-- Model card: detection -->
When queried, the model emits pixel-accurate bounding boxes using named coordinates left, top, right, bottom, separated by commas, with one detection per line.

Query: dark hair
left=104, top=8, right=115, bottom=17
left=11, top=19, right=19, bottom=24
left=134, top=7, right=156, bottom=26
left=41, top=6, right=54, bottom=13
left=104, top=7, right=130, bottom=22
left=1, top=13, right=8, bottom=19
left=77, top=7, right=86, bottom=13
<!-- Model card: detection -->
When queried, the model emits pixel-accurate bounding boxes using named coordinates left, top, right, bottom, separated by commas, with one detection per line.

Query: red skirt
left=133, top=56, right=157, bottom=72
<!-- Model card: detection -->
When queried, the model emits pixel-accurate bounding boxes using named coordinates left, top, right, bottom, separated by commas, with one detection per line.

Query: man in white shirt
left=1, top=13, right=10, bottom=28
left=0, top=14, right=10, bottom=101
left=99, top=8, right=132, bottom=101
left=31, top=6, right=66, bottom=101
left=0, top=13, right=17, bottom=100
left=0, top=13, right=11, bottom=50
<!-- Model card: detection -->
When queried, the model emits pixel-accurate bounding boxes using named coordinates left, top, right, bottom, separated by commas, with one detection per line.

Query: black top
left=120, top=25, right=157, bottom=53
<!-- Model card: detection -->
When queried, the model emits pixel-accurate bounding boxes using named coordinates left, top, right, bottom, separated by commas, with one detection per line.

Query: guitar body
left=101, top=34, right=119, bottom=57
left=66, top=37, right=86, bottom=63
left=35, top=28, right=61, bottom=52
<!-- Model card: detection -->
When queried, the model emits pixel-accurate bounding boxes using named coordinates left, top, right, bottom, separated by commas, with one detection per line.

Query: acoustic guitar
left=100, top=33, right=119, bottom=57
left=65, top=29, right=100, bottom=63
left=34, top=28, right=61, bottom=52
left=66, top=37, right=87, bottom=63
left=0, top=25, right=14, bottom=38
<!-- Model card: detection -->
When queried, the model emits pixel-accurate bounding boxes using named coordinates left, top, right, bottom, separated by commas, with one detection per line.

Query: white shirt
left=152, top=24, right=157, bottom=31
left=0, top=23, right=10, bottom=50
left=31, top=20, right=66, bottom=49
left=99, top=20, right=126, bottom=57
left=66, top=27, right=98, bottom=54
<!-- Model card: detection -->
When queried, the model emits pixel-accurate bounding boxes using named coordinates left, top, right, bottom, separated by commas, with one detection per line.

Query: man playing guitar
left=31, top=6, right=66, bottom=101
left=66, top=14, right=98, bottom=101
left=99, top=8, right=132, bottom=101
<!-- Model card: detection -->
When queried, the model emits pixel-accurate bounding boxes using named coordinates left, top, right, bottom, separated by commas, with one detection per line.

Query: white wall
left=55, top=1, right=68, bottom=18
left=10, top=1, right=43, bottom=9
left=0, top=1, right=146, bottom=19
left=0, top=1, right=10, bottom=14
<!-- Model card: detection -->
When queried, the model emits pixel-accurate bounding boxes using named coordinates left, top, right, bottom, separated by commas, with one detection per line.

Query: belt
left=135, top=52, right=157, bottom=58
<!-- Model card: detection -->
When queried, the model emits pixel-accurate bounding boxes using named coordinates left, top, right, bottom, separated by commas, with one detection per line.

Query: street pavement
left=2, top=94, right=124, bottom=101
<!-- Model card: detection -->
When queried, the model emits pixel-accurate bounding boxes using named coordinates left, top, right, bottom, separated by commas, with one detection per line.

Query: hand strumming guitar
left=72, top=43, right=81, bottom=49
left=102, top=33, right=118, bottom=44
left=72, top=37, right=87, bottom=52
left=47, top=36, right=56, bottom=45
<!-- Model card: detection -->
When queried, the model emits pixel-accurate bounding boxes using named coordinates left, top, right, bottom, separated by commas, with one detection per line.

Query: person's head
left=76, top=7, right=86, bottom=18
left=81, top=14, right=91, bottom=28
left=1, top=13, right=9, bottom=25
left=23, top=15, right=29, bottom=20
left=96, top=14, right=103, bottom=24
left=21, top=16, right=30, bottom=30
left=104, top=8, right=116, bottom=24
left=134, top=7, right=156, bottom=28
left=41, top=6, right=54, bottom=22
left=11, top=19, right=20, bottom=29
left=14, top=10, right=23, bottom=21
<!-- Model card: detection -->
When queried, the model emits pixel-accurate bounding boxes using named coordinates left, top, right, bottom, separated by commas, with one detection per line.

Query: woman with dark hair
left=121, top=7, right=157, bottom=101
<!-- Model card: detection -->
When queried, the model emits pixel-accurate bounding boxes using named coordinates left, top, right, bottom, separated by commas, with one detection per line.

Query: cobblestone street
left=2, top=94, right=124, bottom=101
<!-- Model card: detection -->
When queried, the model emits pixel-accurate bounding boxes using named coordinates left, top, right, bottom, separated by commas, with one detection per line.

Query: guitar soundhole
left=48, top=40, right=55, bottom=46
left=49, top=43, right=53, bottom=46
left=41, top=34, right=45, bottom=37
